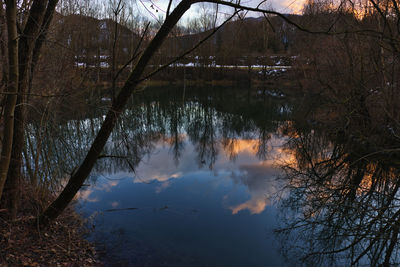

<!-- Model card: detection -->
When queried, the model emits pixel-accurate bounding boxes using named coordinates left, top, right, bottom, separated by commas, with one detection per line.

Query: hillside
left=45, top=13, right=300, bottom=69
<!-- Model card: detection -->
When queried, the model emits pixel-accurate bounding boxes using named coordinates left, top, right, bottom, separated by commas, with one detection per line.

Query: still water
left=37, top=85, right=400, bottom=266
left=76, top=86, right=291, bottom=266
left=80, top=139, right=286, bottom=266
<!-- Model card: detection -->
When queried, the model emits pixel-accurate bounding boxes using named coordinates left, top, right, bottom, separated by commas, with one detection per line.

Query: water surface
left=77, top=86, right=292, bottom=266
left=42, top=85, right=400, bottom=266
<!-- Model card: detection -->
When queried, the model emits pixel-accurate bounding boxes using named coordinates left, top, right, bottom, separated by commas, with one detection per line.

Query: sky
left=86, top=0, right=306, bottom=26
left=132, top=0, right=306, bottom=24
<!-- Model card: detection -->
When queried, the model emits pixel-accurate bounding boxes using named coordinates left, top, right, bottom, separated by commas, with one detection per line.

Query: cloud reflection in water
left=79, top=135, right=288, bottom=216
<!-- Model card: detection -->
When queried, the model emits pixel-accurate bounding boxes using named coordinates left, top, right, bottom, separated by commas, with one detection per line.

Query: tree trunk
left=0, top=3, right=9, bottom=90
left=28, top=0, right=59, bottom=102
left=3, top=0, right=48, bottom=219
left=38, top=0, right=195, bottom=225
left=0, top=0, right=19, bottom=205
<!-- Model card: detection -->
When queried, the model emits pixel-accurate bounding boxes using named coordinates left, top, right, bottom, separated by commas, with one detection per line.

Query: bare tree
left=0, top=3, right=8, bottom=91
left=109, top=0, right=124, bottom=100
left=37, top=0, right=302, bottom=225
left=0, top=0, right=59, bottom=219
left=277, top=118, right=400, bottom=266
left=0, top=0, right=19, bottom=207
left=5, top=0, right=394, bottom=226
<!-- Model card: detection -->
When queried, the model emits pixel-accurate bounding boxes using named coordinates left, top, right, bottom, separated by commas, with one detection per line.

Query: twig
left=0, top=91, right=68, bottom=97
left=113, top=22, right=151, bottom=83
left=166, top=0, right=173, bottom=17
left=137, top=10, right=239, bottom=83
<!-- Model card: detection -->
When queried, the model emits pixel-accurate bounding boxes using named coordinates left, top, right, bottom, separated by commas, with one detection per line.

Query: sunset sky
left=129, top=0, right=305, bottom=23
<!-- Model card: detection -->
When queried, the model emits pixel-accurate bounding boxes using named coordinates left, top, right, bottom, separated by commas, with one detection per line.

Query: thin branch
left=113, top=22, right=151, bottom=83
left=202, top=0, right=396, bottom=39
left=137, top=10, right=239, bottom=83
left=166, top=0, right=173, bottom=17
left=0, top=91, right=68, bottom=97
left=98, top=154, right=128, bottom=159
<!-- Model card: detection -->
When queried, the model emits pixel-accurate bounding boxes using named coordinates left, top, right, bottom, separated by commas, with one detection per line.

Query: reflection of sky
left=78, top=135, right=289, bottom=266
left=230, top=164, right=280, bottom=214
left=84, top=136, right=286, bottom=214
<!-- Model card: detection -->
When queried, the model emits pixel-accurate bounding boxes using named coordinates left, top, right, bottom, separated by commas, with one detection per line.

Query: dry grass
left=0, top=183, right=101, bottom=266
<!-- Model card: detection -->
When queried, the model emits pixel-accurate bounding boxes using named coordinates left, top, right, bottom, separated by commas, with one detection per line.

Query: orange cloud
left=231, top=198, right=270, bottom=214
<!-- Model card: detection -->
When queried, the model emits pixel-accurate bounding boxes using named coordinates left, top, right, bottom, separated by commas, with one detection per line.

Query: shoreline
left=0, top=185, right=101, bottom=266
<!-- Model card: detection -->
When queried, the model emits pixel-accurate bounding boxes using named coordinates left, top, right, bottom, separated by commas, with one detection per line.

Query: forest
left=1, top=0, right=400, bottom=265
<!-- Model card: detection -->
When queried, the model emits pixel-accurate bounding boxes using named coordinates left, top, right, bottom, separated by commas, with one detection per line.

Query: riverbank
left=0, top=184, right=101, bottom=266
left=72, top=59, right=297, bottom=97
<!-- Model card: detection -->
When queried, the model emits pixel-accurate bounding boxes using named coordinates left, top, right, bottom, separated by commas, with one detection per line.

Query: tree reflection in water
left=277, top=119, right=400, bottom=266
left=27, top=85, right=400, bottom=265
left=25, top=86, right=290, bottom=191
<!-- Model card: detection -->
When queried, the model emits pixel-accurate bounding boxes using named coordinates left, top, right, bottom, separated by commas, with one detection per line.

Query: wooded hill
left=44, top=12, right=300, bottom=69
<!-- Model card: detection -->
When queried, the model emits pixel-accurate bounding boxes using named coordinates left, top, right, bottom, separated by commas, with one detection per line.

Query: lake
left=35, top=85, right=400, bottom=266
left=74, top=86, right=292, bottom=266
